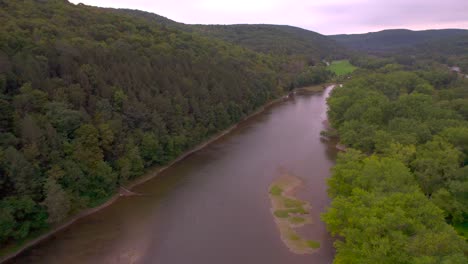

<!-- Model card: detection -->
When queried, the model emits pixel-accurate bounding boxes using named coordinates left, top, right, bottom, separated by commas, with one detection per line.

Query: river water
left=12, top=85, right=338, bottom=264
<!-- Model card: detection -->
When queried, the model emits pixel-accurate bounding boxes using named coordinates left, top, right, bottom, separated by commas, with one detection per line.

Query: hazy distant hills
left=330, top=29, right=468, bottom=53
left=115, top=8, right=468, bottom=63
left=115, top=9, right=347, bottom=60
left=188, top=24, right=346, bottom=59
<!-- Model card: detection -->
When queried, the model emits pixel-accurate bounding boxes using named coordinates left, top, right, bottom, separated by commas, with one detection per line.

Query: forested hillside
left=190, top=24, right=346, bottom=60
left=331, top=29, right=468, bottom=53
left=332, top=29, right=468, bottom=72
left=323, top=60, right=468, bottom=262
left=0, top=0, right=335, bottom=245
left=117, top=9, right=347, bottom=61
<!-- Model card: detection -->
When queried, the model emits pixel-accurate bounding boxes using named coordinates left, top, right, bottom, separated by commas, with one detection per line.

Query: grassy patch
left=283, top=198, right=305, bottom=208
left=289, top=233, right=300, bottom=241
left=270, top=185, right=283, bottom=196
left=274, top=210, right=290, bottom=218
left=329, top=60, right=357, bottom=76
left=286, top=207, right=308, bottom=215
left=268, top=175, right=318, bottom=254
left=290, top=216, right=305, bottom=224
left=306, top=240, right=321, bottom=249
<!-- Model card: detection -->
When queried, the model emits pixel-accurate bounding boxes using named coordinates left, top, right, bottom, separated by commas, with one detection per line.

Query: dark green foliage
left=118, top=9, right=348, bottom=60
left=190, top=24, right=346, bottom=59
left=0, top=197, right=47, bottom=243
left=293, top=66, right=334, bottom=88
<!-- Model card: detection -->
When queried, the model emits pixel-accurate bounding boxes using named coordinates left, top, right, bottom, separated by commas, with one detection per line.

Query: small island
left=268, top=174, right=320, bottom=254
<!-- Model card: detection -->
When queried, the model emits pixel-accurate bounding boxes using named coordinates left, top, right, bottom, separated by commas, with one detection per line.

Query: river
left=11, top=85, right=338, bottom=264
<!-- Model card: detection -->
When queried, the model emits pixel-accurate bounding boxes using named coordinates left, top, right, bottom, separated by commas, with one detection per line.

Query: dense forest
left=0, top=0, right=339, bottom=245
left=115, top=9, right=347, bottom=60
left=323, top=58, right=468, bottom=262
left=332, top=29, right=468, bottom=72
left=331, top=29, right=468, bottom=52
left=1, top=1, right=467, bottom=263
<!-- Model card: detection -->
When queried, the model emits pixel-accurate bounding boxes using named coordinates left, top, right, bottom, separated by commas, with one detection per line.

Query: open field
left=329, top=60, right=357, bottom=76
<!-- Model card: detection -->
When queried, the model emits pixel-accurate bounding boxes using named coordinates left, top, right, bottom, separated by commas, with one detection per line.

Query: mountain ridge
left=330, top=28, right=468, bottom=52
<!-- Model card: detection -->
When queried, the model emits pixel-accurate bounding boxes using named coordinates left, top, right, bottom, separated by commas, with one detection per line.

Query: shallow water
left=12, top=85, right=338, bottom=264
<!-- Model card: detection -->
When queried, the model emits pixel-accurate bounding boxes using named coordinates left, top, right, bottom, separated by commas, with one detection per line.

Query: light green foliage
left=306, top=240, right=320, bottom=249
left=286, top=207, right=308, bottom=215
left=283, top=198, right=305, bottom=208
left=439, top=127, right=468, bottom=158
left=274, top=210, right=290, bottom=218
left=325, top=64, right=468, bottom=263
left=411, top=138, right=462, bottom=195
left=328, top=60, right=357, bottom=76
left=112, top=89, right=127, bottom=111
left=323, top=181, right=467, bottom=263
left=289, top=233, right=300, bottom=241
left=269, top=185, right=283, bottom=196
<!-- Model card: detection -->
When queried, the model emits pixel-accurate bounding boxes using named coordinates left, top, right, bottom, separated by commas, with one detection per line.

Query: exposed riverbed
left=10, top=85, right=338, bottom=264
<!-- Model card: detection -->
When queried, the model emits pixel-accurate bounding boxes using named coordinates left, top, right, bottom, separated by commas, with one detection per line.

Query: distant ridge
left=330, top=28, right=468, bottom=52
left=113, top=8, right=347, bottom=60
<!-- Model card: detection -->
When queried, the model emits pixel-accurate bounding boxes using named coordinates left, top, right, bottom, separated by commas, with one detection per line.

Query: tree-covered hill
left=189, top=24, right=346, bottom=60
left=110, top=8, right=182, bottom=28
left=115, top=9, right=347, bottom=62
left=331, top=29, right=468, bottom=53
left=333, top=29, right=468, bottom=73
left=0, top=0, right=325, bottom=245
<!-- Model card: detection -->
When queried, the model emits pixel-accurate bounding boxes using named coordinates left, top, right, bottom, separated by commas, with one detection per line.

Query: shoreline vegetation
left=295, top=83, right=332, bottom=94
left=0, top=90, right=298, bottom=263
left=322, top=61, right=468, bottom=262
left=268, top=174, right=321, bottom=254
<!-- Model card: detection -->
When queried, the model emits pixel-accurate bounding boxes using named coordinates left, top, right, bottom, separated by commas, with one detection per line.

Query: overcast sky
left=69, top=0, right=468, bottom=35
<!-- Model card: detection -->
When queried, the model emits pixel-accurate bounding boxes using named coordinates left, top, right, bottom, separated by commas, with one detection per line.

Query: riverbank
left=0, top=94, right=288, bottom=263
left=295, top=83, right=333, bottom=94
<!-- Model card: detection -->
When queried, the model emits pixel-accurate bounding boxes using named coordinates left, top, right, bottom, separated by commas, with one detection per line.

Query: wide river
left=12, top=85, right=338, bottom=264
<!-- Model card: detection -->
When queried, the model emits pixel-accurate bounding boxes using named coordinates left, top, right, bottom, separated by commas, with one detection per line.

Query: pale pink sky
left=69, top=0, right=468, bottom=35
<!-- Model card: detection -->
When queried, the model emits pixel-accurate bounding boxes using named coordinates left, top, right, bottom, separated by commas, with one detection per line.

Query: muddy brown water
left=11, top=85, right=338, bottom=264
